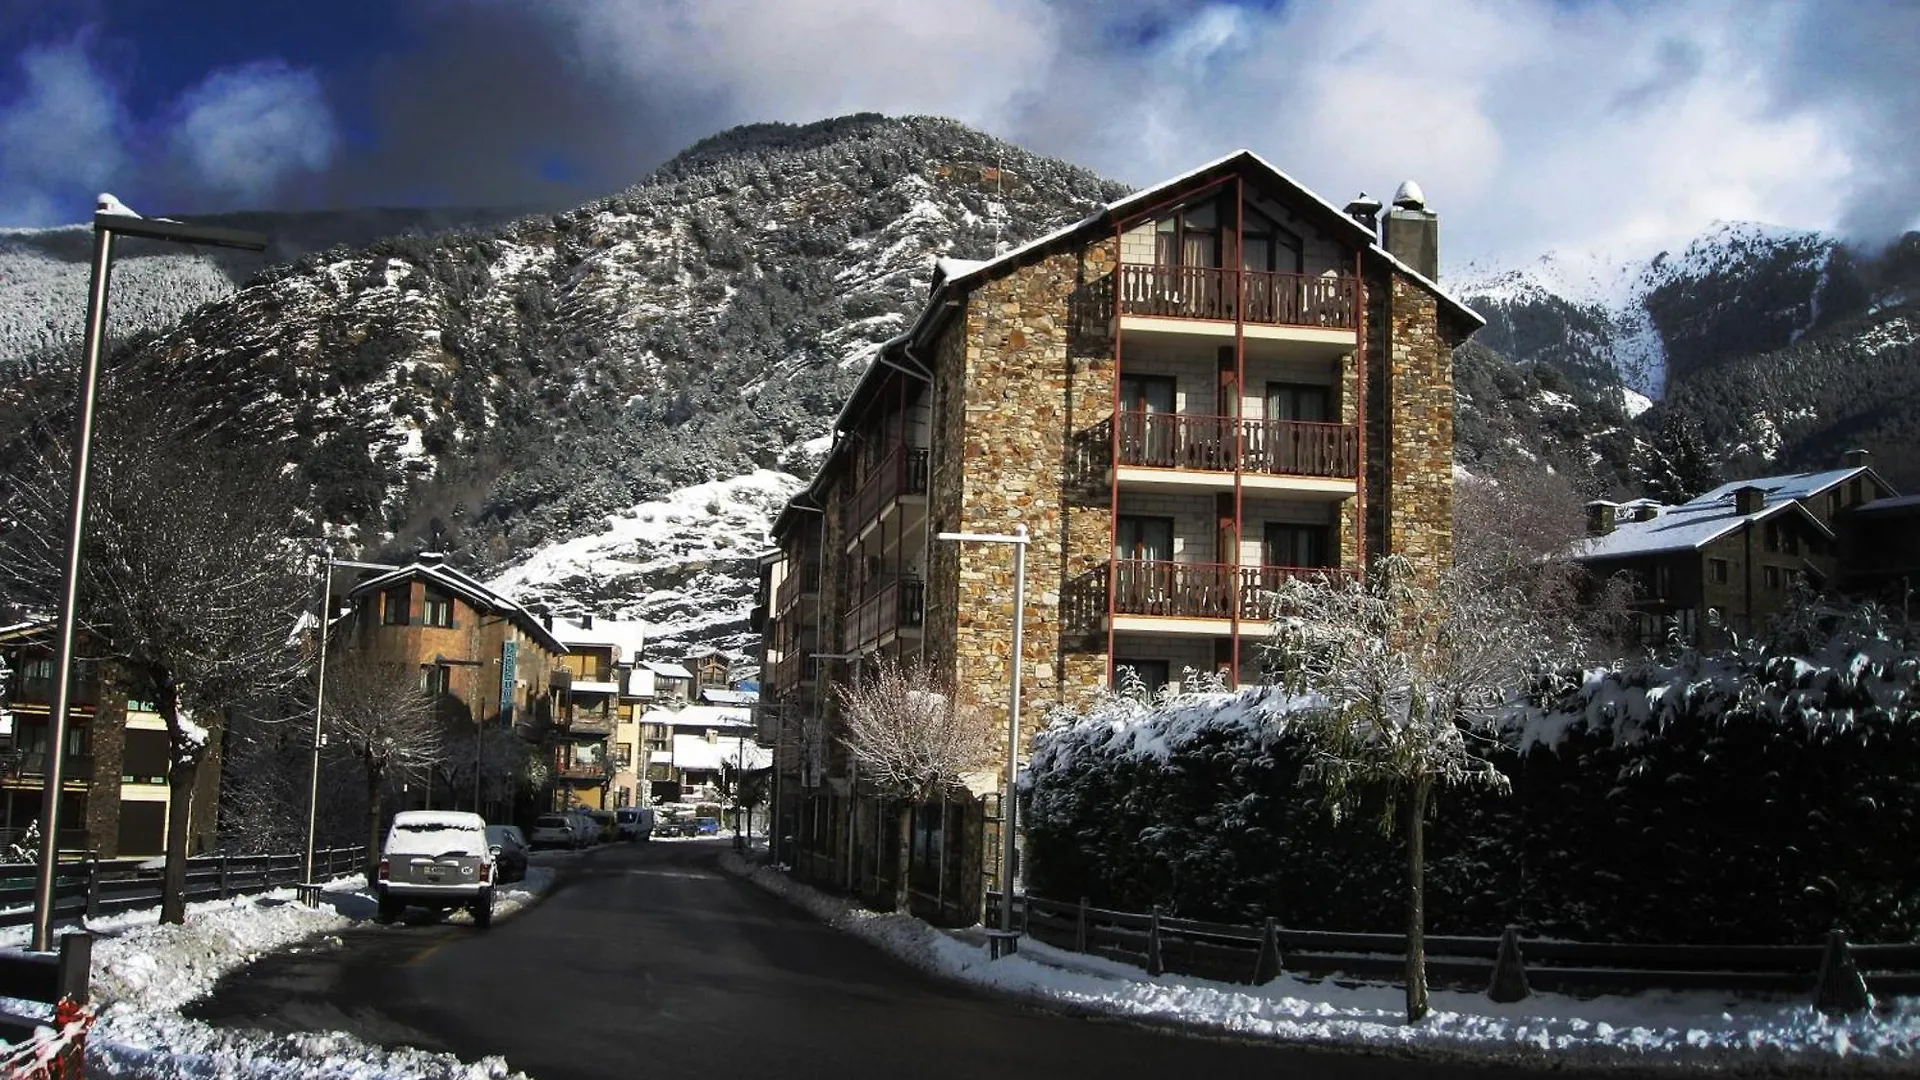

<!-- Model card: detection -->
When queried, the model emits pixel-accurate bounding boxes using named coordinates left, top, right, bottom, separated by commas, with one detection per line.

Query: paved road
left=192, top=841, right=1655, bottom=1080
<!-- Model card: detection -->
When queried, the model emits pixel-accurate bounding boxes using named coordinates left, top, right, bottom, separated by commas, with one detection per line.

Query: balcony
left=560, top=712, right=614, bottom=737
left=842, top=577, right=926, bottom=653
left=775, top=560, right=821, bottom=614
left=1116, top=265, right=1358, bottom=347
left=1115, top=414, right=1358, bottom=494
left=843, top=444, right=929, bottom=541
left=1107, top=560, right=1358, bottom=632
left=555, top=759, right=611, bottom=783
left=771, top=650, right=818, bottom=696
left=3, top=752, right=95, bottom=782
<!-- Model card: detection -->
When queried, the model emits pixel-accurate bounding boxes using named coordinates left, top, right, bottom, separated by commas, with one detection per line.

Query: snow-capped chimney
left=1844, top=448, right=1872, bottom=470
left=581, top=613, right=594, bottom=630
left=418, top=550, right=446, bottom=566
left=1384, top=180, right=1439, bottom=281
left=1586, top=500, right=1617, bottom=536
left=1733, top=485, right=1766, bottom=516
left=1343, top=192, right=1383, bottom=236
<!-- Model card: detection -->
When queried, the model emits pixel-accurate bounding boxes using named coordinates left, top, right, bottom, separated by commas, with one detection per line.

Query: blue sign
left=500, top=640, right=518, bottom=725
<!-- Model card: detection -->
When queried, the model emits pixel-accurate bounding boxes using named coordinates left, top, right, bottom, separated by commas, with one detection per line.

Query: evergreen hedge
left=1026, top=619, right=1920, bottom=944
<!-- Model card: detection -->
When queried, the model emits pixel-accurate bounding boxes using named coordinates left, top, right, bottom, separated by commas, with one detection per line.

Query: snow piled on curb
left=0, top=868, right=558, bottom=1079
left=719, top=853, right=1919, bottom=1072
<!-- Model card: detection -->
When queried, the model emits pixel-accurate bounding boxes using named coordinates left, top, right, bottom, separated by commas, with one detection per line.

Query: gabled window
left=383, top=586, right=411, bottom=625
left=423, top=589, right=454, bottom=628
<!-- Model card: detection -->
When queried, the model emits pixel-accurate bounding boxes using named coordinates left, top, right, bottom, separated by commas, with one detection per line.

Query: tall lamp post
left=302, top=544, right=334, bottom=895
left=32, top=196, right=266, bottom=952
left=935, top=524, right=1029, bottom=948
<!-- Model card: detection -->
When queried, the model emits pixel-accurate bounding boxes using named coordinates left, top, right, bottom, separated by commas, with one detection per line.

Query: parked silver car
left=529, top=813, right=583, bottom=850
left=376, top=810, right=495, bottom=928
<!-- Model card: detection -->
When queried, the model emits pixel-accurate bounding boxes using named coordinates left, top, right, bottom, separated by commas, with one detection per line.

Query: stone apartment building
left=758, top=151, right=1483, bottom=920
left=0, top=623, right=219, bottom=857
left=1573, top=452, right=1900, bottom=645
left=341, top=555, right=568, bottom=817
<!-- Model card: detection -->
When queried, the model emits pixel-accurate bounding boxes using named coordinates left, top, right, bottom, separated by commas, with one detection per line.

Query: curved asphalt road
left=192, top=841, right=1657, bottom=1080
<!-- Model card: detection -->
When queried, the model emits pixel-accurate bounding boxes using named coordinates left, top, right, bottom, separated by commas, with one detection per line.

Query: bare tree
left=0, top=398, right=310, bottom=923
left=834, top=656, right=994, bottom=913
left=323, top=652, right=442, bottom=877
left=1454, top=459, right=1634, bottom=660
left=1265, top=555, right=1551, bottom=1023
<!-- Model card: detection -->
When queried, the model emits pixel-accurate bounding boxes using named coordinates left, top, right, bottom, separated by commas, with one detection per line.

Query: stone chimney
left=1631, top=504, right=1661, bottom=523
left=1733, top=485, right=1766, bottom=516
left=1343, top=192, right=1383, bottom=236
left=418, top=550, right=445, bottom=566
left=582, top=613, right=594, bottom=630
left=1844, top=448, right=1872, bottom=469
left=1383, top=180, right=1439, bottom=281
left=1586, top=500, right=1617, bottom=536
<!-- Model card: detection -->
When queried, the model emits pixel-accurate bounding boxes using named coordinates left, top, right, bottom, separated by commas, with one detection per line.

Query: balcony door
left=1153, top=200, right=1223, bottom=317
left=1261, top=382, right=1332, bottom=475
left=1264, top=522, right=1331, bottom=570
left=1116, top=516, right=1174, bottom=563
left=1119, top=374, right=1176, bottom=467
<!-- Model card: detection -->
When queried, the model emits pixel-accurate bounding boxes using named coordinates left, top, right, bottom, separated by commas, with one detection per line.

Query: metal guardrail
left=987, top=893, right=1903, bottom=1010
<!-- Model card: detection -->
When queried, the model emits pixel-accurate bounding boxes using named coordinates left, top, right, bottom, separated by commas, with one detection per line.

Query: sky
left=0, top=0, right=1915, bottom=267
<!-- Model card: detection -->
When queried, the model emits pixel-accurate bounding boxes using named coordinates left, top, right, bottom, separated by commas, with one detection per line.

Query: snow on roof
left=669, top=733, right=772, bottom=772
left=348, top=560, right=567, bottom=654
left=547, top=615, right=647, bottom=660
left=644, top=704, right=754, bottom=729
left=644, top=660, right=694, bottom=679
left=701, top=688, right=758, bottom=706
left=933, top=256, right=990, bottom=283
left=1692, top=467, right=1869, bottom=507
left=1572, top=495, right=1828, bottom=561
left=1857, top=494, right=1920, bottom=513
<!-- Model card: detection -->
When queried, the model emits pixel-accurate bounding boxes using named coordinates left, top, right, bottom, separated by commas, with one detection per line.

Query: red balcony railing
left=1116, top=413, right=1359, bottom=479
left=775, top=559, right=821, bottom=614
left=843, top=445, right=929, bottom=536
left=1117, top=265, right=1358, bottom=329
left=842, top=577, right=926, bottom=652
left=1112, top=561, right=1358, bottom=621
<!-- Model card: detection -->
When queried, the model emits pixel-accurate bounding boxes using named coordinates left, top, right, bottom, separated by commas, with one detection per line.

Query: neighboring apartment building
left=342, top=554, right=568, bottom=816
left=758, top=151, right=1482, bottom=919
left=0, top=624, right=217, bottom=858
left=1573, top=451, right=1900, bottom=645
left=636, top=702, right=760, bottom=804
left=547, top=614, right=647, bottom=810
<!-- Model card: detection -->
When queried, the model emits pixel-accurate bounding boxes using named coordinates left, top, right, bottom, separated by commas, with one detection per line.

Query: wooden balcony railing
left=843, top=445, right=929, bottom=536
left=842, top=577, right=926, bottom=652
left=1116, top=413, right=1359, bottom=479
left=561, top=712, right=614, bottom=737
left=1112, top=560, right=1236, bottom=619
left=771, top=650, right=818, bottom=695
left=1117, top=265, right=1358, bottom=329
left=555, top=759, right=612, bottom=782
left=775, top=559, right=821, bottom=613
left=1112, top=561, right=1357, bottom=621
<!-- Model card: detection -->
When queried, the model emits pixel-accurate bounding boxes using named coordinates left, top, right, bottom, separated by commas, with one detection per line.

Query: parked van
left=615, top=807, right=654, bottom=842
left=585, top=809, right=618, bottom=844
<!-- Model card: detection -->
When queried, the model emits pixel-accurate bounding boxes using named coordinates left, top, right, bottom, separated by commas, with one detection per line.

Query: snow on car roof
left=386, top=814, right=489, bottom=856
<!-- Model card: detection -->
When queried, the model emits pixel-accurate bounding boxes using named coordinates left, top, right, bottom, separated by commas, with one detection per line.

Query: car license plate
left=423, top=866, right=444, bottom=882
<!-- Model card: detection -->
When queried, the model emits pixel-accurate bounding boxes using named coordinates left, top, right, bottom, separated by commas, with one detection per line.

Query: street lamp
left=935, top=524, right=1029, bottom=950
left=32, top=196, right=266, bottom=952
left=302, top=544, right=334, bottom=898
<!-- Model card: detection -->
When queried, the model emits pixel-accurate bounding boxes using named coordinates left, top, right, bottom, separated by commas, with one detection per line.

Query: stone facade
left=949, top=240, right=1118, bottom=755
left=1383, top=276, right=1455, bottom=582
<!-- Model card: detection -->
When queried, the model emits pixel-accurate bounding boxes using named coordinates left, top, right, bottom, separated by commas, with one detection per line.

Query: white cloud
left=168, top=61, right=338, bottom=203
left=0, top=40, right=127, bottom=225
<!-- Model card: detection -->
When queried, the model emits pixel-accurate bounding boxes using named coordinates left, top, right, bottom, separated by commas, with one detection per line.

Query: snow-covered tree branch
left=323, top=652, right=442, bottom=877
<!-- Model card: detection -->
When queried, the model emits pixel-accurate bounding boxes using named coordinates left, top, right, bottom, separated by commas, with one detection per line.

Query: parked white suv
left=376, top=810, right=495, bottom=928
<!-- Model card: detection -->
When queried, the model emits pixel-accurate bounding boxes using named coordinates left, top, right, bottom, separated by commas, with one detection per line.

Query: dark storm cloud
left=1766, top=1, right=1920, bottom=247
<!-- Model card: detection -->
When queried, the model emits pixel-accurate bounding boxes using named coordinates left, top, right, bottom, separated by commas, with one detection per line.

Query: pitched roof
left=641, top=704, right=754, bottom=729
left=1693, top=466, right=1882, bottom=506
left=669, top=733, right=771, bottom=773
left=347, top=559, right=567, bottom=654
left=1573, top=490, right=1834, bottom=561
left=548, top=615, right=647, bottom=661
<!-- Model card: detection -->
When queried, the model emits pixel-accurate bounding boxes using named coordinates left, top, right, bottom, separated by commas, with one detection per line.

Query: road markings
left=402, top=939, right=452, bottom=967
left=625, top=869, right=720, bottom=881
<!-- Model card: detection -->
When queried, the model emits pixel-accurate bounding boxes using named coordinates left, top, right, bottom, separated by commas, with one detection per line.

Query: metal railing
left=1116, top=413, right=1358, bottom=479
left=0, top=845, right=367, bottom=931
left=1117, top=265, right=1358, bottom=329
left=842, top=445, right=929, bottom=536
left=842, top=577, right=926, bottom=652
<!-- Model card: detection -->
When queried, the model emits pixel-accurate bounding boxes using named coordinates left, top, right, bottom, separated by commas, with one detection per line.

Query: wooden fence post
left=1487, top=925, right=1532, bottom=1003
left=1147, top=911, right=1164, bottom=976
left=84, top=855, right=101, bottom=920
left=1253, top=917, right=1284, bottom=984
left=1813, top=929, right=1871, bottom=1014
left=218, top=855, right=230, bottom=899
left=1075, top=898, right=1089, bottom=954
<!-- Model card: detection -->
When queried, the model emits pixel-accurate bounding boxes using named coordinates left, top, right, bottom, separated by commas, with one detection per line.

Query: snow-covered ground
left=0, top=868, right=557, bottom=1079
left=720, top=853, right=1919, bottom=1072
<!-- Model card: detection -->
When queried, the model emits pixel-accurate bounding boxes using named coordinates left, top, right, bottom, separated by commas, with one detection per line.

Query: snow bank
left=720, top=854, right=1920, bottom=1071
left=0, top=868, right=556, bottom=1078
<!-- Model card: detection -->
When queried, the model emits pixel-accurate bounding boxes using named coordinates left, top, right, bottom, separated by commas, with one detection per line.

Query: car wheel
left=375, top=892, right=402, bottom=925
left=471, top=892, right=493, bottom=929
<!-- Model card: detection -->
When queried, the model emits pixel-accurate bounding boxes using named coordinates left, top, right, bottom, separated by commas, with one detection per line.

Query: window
left=1265, top=382, right=1329, bottom=423
left=1240, top=207, right=1304, bottom=274
left=614, top=743, right=633, bottom=768
left=1115, top=516, right=1175, bottom=563
left=422, top=589, right=454, bottom=628
left=1781, top=529, right=1800, bottom=556
left=1764, top=565, right=1782, bottom=590
left=420, top=664, right=451, bottom=696
left=1154, top=199, right=1220, bottom=267
left=1709, top=558, right=1729, bottom=584
left=1829, top=491, right=1842, bottom=516
left=382, top=586, right=411, bottom=625
left=1651, top=563, right=1673, bottom=598
left=1114, top=659, right=1171, bottom=697
left=123, top=729, right=169, bottom=784
left=1265, top=522, right=1330, bottom=569
left=1763, top=523, right=1781, bottom=553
